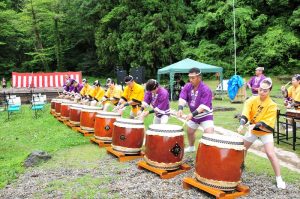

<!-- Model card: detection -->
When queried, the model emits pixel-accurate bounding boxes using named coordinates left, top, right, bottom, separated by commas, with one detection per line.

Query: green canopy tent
left=157, top=58, right=224, bottom=100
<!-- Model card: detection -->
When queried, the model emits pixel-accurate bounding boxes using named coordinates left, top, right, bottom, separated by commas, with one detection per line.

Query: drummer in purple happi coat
left=73, top=81, right=84, bottom=93
left=177, top=67, right=214, bottom=153
left=140, top=79, right=170, bottom=124
left=247, top=67, right=266, bottom=96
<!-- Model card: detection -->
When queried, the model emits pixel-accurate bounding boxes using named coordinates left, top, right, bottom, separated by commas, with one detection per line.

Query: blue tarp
left=227, top=75, right=244, bottom=100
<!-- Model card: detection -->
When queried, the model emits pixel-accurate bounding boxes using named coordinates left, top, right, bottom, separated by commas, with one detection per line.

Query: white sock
left=276, top=176, right=283, bottom=182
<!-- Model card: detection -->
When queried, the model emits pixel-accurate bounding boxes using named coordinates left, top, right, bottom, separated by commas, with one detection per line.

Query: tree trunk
left=54, top=14, right=63, bottom=71
left=30, top=0, right=49, bottom=71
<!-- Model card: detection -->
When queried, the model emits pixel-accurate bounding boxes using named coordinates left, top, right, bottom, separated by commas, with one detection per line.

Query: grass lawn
left=0, top=76, right=299, bottom=192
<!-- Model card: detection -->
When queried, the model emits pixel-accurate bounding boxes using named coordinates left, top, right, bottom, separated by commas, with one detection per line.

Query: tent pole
left=233, top=0, right=237, bottom=75
left=157, top=73, right=160, bottom=83
left=170, top=73, right=174, bottom=101
left=220, top=72, right=224, bottom=99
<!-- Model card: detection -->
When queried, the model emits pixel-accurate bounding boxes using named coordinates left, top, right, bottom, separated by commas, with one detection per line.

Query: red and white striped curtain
left=12, top=72, right=82, bottom=88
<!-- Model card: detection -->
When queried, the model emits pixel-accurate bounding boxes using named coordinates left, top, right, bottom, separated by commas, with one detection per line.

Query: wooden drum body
left=80, top=106, right=102, bottom=132
left=144, top=124, right=184, bottom=170
left=94, top=112, right=121, bottom=142
left=50, top=99, right=57, bottom=112
left=69, top=104, right=84, bottom=126
left=195, top=134, right=245, bottom=191
left=112, top=118, right=144, bottom=154
left=60, top=101, right=76, bottom=120
left=54, top=99, right=64, bottom=116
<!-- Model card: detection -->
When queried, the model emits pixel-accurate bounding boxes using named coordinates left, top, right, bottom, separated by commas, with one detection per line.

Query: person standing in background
left=1, top=77, right=6, bottom=88
left=247, top=67, right=266, bottom=96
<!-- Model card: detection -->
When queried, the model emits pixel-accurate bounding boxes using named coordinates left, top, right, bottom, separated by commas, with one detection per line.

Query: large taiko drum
left=195, top=134, right=245, bottom=191
left=112, top=118, right=144, bottom=154
left=54, top=99, right=65, bottom=116
left=61, top=101, right=76, bottom=120
left=94, top=111, right=121, bottom=142
left=80, top=106, right=102, bottom=132
left=144, top=124, right=184, bottom=170
left=69, top=104, right=84, bottom=126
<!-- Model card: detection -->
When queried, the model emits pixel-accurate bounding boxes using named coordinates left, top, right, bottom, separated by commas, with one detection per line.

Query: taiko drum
left=60, top=101, right=76, bottom=120
left=69, top=104, right=84, bottom=126
left=112, top=118, right=144, bottom=154
left=144, top=124, right=184, bottom=170
left=195, top=133, right=245, bottom=191
left=94, top=111, right=121, bottom=142
left=80, top=106, right=102, bottom=132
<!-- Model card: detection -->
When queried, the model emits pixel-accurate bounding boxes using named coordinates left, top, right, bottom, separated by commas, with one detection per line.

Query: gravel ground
left=0, top=155, right=299, bottom=199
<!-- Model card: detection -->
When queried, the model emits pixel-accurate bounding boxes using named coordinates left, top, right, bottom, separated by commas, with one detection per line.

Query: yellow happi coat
left=241, top=96, right=277, bottom=136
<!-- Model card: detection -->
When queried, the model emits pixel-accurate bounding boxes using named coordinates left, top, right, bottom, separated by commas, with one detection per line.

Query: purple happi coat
left=143, top=87, right=170, bottom=118
left=179, top=82, right=213, bottom=123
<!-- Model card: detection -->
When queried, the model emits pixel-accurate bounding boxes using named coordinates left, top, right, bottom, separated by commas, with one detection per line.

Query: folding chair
left=31, top=94, right=46, bottom=118
left=6, top=96, right=21, bottom=120
left=214, top=79, right=229, bottom=100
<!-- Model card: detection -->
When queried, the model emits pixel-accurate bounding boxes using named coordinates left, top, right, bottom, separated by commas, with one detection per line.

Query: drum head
left=61, top=101, right=76, bottom=106
left=70, top=104, right=84, bottom=110
left=115, top=118, right=143, bottom=125
left=114, top=118, right=144, bottom=128
left=96, top=111, right=121, bottom=118
left=287, top=109, right=299, bottom=113
left=147, top=124, right=183, bottom=136
left=82, top=105, right=102, bottom=110
left=200, top=133, right=244, bottom=150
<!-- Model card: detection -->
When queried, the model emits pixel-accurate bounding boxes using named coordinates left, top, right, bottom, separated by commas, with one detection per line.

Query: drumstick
left=182, top=119, right=187, bottom=128
left=284, top=81, right=291, bottom=88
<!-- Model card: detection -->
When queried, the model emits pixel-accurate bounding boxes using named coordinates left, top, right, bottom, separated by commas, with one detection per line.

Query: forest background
left=0, top=0, right=299, bottom=79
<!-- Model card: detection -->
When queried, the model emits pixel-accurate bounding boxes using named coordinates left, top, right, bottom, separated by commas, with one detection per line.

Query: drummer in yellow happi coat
left=238, top=78, right=286, bottom=189
left=115, top=75, right=144, bottom=118
left=89, top=80, right=105, bottom=106
left=80, top=79, right=91, bottom=98
left=281, top=74, right=300, bottom=110
left=102, top=79, right=123, bottom=111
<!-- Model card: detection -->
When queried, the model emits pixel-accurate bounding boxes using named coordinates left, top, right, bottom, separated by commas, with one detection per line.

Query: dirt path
left=0, top=144, right=299, bottom=199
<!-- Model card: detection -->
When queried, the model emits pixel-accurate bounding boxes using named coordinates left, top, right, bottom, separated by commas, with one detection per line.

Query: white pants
left=153, top=115, right=169, bottom=124
left=187, top=120, right=214, bottom=130
left=244, top=131, right=274, bottom=144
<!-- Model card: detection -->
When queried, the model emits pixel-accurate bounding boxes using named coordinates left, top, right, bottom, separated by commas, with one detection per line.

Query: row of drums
left=51, top=98, right=245, bottom=191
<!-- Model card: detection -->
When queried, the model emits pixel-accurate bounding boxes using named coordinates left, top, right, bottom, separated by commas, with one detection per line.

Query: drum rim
left=61, top=102, right=76, bottom=106
left=96, top=112, right=121, bottom=117
left=149, top=124, right=183, bottom=132
left=201, top=135, right=244, bottom=145
left=202, top=133, right=243, bottom=143
left=286, top=109, right=300, bottom=113
left=81, top=105, right=102, bottom=110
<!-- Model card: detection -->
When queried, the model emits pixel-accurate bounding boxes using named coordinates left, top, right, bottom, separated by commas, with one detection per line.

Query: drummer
left=58, top=78, right=71, bottom=98
left=115, top=75, right=144, bottom=119
left=79, top=79, right=90, bottom=97
left=177, top=68, right=214, bottom=153
left=101, top=79, right=123, bottom=111
left=238, top=78, right=286, bottom=189
left=71, top=80, right=84, bottom=101
left=140, top=79, right=170, bottom=124
left=89, top=80, right=105, bottom=106
left=281, top=74, right=300, bottom=110
left=247, top=67, right=266, bottom=96
left=61, top=79, right=75, bottom=99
